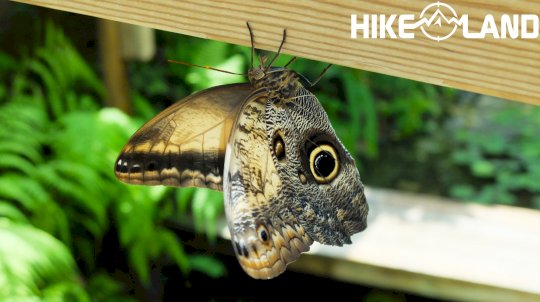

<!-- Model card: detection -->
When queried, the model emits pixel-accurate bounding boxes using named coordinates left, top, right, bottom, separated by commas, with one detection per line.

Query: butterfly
left=115, top=22, right=368, bottom=279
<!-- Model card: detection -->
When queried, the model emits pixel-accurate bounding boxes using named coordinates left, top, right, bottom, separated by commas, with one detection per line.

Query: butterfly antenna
left=265, top=28, right=286, bottom=71
left=309, top=63, right=333, bottom=87
left=167, top=60, right=246, bottom=76
left=246, top=22, right=255, bottom=69
left=259, top=55, right=267, bottom=67
left=247, top=22, right=266, bottom=67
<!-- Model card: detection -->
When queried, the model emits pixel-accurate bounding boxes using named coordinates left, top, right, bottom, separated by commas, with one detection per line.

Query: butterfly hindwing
left=115, top=83, right=252, bottom=190
left=265, top=85, right=368, bottom=246
left=223, top=93, right=313, bottom=279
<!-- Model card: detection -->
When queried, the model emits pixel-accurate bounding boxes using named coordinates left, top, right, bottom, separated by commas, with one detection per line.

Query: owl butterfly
left=115, top=23, right=368, bottom=279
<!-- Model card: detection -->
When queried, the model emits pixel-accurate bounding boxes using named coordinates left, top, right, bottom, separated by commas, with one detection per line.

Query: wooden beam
left=291, top=256, right=539, bottom=302
left=286, top=187, right=540, bottom=302
left=11, top=0, right=540, bottom=105
left=215, top=187, right=540, bottom=301
left=97, top=19, right=131, bottom=114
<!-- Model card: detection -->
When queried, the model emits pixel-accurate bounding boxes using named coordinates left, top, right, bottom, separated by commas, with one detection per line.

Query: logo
left=351, top=1, right=539, bottom=41
left=419, top=2, right=460, bottom=41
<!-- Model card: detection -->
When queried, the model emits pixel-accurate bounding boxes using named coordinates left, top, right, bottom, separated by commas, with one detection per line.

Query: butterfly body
left=115, top=27, right=368, bottom=279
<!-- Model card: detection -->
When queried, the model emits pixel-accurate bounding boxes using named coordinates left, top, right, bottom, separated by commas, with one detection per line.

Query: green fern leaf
left=35, top=165, right=107, bottom=236
left=0, top=141, right=43, bottom=163
left=26, top=60, right=62, bottom=118
left=188, top=255, right=227, bottom=279
left=0, top=221, right=84, bottom=301
left=159, top=229, right=189, bottom=275
left=128, top=240, right=151, bottom=284
left=0, top=202, right=29, bottom=224
left=191, top=188, right=224, bottom=242
left=0, top=176, right=40, bottom=212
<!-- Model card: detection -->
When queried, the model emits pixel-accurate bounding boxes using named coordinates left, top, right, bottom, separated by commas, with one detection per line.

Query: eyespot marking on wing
left=232, top=221, right=313, bottom=279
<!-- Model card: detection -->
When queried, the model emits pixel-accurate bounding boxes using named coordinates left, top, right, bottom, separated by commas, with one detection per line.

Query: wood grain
left=12, top=0, right=540, bottom=104
left=290, top=187, right=540, bottom=301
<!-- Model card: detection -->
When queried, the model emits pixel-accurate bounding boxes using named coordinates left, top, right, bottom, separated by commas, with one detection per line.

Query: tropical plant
left=445, top=97, right=540, bottom=207
left=0, top=221, right=89, bottom=302
left=0, top=21, right=225, bottom=300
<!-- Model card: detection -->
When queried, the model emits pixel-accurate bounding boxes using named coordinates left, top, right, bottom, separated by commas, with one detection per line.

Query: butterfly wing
left=223, top=93, right=313, bottom=279
left=265, top=86, right=368, bottom=246
left=115, top=83, right=252, bottom=191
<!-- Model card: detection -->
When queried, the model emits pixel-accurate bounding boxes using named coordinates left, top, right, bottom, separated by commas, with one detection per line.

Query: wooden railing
left=12, top=0, right=540, bottom=105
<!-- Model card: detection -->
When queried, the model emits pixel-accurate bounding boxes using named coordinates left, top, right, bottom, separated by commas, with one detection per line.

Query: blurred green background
left=1, top=1, right=540, bottom=301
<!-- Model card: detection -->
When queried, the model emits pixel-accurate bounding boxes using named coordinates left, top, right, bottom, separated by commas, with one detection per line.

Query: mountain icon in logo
left=424, top=8, right=463, bottom=27
left=419, top=2, right=461, bottom=41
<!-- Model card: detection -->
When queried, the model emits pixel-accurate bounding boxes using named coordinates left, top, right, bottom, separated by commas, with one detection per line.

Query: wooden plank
left=287, top=188, right=540, bottom=301
left=138, top=188, right=540, bottom=301
left=97, top=19, right=131, bottom=114
left=291, top=256, right=539, bottom=302
left=11, top=0, right=540, bottom=105
left=216, top=187, right=540, bottom=301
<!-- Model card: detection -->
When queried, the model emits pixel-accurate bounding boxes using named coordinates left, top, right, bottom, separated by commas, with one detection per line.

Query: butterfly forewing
left=115, top=83, right=252, bottom=190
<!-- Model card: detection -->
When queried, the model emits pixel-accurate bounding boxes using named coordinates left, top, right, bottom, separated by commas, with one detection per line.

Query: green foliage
left=188, top=255, right=227, bottom=279
left=10, top=21, right=103, bottom=119
left=85, top=273, right=137, bottom=302
left=0, top=20, right=207, bottom=300
left=445, top=98, right=540, bottom=206
left=0, top=221, right=89, bottom=302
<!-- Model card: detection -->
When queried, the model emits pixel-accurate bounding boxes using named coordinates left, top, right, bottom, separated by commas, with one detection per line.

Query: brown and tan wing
left=115, top=83, right=252, bottom=191
left=223, top=94, right=313, bottom=279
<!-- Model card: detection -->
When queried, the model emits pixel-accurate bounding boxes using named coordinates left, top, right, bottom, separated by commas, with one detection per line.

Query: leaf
left=86, top=273, right=137, bottom=302
left=27, top=59, right=62, bottom=118
left=0, top=154, right=37, bottom=175
left=450, top=184, right=475, bottom=200
left=0, top=202, right=29, bottom=224
left=191, top=188, right=224, bottom=241
left=188, top=255, right=227, bottom=279
left=129, top=240, right=151, bottom=284
left=35, top=165, right=107, bottom=237
left=132, top=93, right=157, bottom=121
left=0, top=221, right=82, bottom=300
left=115, top=191, right=158, bottom=246
left=175, top=188, right=196, bottom=214
left=343, top=70, right=378, bottom=158
left=471, top=160, right=495, bottom=178
left=0, top=176, right=42, bottom=212
left=0, top=51, right=17, bottom=75
left=33, top=201, right=72, bottom=248
left=159, top=229, right=189, bottom=275
left=42, top=282, right=90, bottom=302
left=0, top=141, right=43, bottom=163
